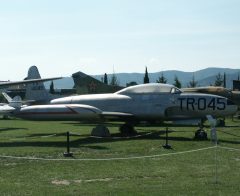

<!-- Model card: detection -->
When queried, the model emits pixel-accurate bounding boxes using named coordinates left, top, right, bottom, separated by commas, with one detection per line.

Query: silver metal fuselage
left=16, top=84, right=238, bottom=121
left=50, top=92, right=237, bottom=120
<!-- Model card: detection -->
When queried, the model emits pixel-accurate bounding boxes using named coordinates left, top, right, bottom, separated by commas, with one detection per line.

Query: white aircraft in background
left=24, top=65, right=63, bottom=104
left=14, top=83, right=238, bottom=136
left=0, top=66, right=62, bottom=115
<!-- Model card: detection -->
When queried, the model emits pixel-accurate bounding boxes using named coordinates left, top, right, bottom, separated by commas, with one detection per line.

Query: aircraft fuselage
left=15, top=83, right=238, bottom=121
left=49, top=92, right=236, bottom=120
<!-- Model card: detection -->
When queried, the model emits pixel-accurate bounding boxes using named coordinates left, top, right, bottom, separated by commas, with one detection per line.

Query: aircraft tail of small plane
left=72, top=71, right=123, bottom=94
left=2, top=92, right=22, bottom=108
left=25, top=66, right=54, bottom=104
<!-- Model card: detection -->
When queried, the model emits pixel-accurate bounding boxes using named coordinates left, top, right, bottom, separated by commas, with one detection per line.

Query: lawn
left=0, top=118, right=239, bottom=195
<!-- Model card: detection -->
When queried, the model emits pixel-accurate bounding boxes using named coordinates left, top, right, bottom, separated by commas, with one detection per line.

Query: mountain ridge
left=48, top=67, right=240, bottom=89
left=92, top=67, right=240, bottom=88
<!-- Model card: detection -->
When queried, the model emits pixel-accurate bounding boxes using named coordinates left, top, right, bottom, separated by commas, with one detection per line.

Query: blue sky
left=0, top=0, right=240, bottom=80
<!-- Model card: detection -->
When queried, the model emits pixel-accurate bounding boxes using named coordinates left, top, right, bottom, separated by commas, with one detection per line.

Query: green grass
left=0, top=118, right=239, bottom=195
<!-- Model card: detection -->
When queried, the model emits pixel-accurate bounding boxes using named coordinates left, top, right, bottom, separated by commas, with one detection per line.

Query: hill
left=45, top=67, right=240, bottom=89
left=92, top=67, right=240, bottom=88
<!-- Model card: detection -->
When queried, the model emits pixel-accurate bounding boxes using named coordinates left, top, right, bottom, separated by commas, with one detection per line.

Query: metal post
left=162, top=127, right=172, bottom=149
left=64, top=131, right=73, bottom=157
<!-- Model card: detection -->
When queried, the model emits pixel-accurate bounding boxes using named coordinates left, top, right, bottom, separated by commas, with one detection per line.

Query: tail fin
left=25, top=66, right=51, bottom=103
left=2, top=92, right=22, bottom=108
left=2, top=92, right=13, bottom=103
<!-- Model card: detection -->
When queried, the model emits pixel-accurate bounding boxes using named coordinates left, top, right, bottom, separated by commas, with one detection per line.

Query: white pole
left=206, top=115, right=218, bottom=184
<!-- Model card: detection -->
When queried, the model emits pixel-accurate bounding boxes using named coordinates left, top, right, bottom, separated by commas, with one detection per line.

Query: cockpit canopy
left=116, top=83, right=182, bottom=95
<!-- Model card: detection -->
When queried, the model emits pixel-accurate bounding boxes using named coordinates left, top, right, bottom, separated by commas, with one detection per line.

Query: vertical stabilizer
left=2, top=92, right=12, bottom=103
left=25, top=66, right=51, bottom=103
left=2, top=92, right=22, bottom=108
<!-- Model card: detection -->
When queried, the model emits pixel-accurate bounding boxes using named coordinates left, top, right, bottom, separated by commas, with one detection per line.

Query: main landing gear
left=194, top=123, right=208, bottom=140
left=119, top=122, right=137, bottom=136
left=90, top=122, right=138, bottom=137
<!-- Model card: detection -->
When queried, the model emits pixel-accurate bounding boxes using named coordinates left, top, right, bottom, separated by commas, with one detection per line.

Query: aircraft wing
left=15, top=103, right=134, bottom=121
left=0, top=77, right=62, bottom=88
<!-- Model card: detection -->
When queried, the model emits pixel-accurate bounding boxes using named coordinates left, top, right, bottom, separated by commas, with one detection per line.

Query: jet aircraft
left=0, top=66, right=62, bottom=115
left=24, top=66, right=63, bottom=104
left=15, top=83, right=238, bottom=135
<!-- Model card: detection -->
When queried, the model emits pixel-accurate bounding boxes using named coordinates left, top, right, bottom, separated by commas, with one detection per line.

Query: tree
left=188, top=75, right=198, bottom=87
left=214, top=72, right=223, bottom=86
left=49, top=81, right=55, bottom=94
left=223, top=72, right=226, bottom=88
left=143, top=67, right=149, bottom=84
left=156, top=72, right=167, bottom=83
left=173, top=75, right=182, bottom=88
left=109, top=73, right=119, bottom=86
left=103, top=73, right=108, bottom=85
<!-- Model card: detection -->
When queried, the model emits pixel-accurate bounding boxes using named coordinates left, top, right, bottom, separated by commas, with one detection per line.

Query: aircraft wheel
left=194, top=129, right=208, bottom=140
left=119, top=123, right=137, bottom=136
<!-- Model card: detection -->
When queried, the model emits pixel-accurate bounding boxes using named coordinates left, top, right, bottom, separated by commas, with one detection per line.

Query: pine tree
left=214, top=73, right=223, bottom=86
left=104, top=73, right=108, bottom=85
left=173, top=75, right=182, bottom=88
left=188, top=75, right=198, bottom=87
left=143, top=67, right=149, bottom=84
left=156, top=72, right=167, bottom=83
left=110, top=73, right=119, bottom=86
left=223, top=72, right=226, bottom=88
left=49, top=81, right=55, bottom=94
